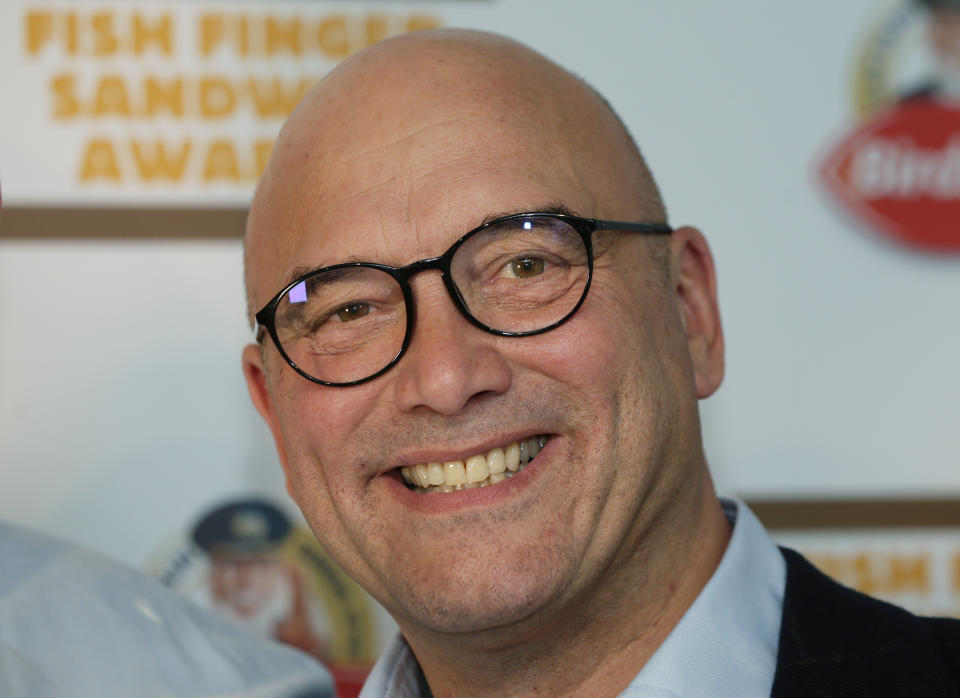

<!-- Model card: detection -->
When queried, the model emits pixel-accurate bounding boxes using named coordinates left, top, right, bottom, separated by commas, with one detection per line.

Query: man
left=242, top=30, right=960, bottom=696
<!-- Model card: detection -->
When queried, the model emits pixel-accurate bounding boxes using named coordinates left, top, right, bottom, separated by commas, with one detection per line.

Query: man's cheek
left=539, top=292, right=643, bottom=379
left=515, top=327, right=621, bottom=398
left=280, top=383, right=380, bottom=448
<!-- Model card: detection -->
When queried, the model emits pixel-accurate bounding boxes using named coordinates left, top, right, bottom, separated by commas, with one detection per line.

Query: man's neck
left=399, top=487, right=732, bottom=698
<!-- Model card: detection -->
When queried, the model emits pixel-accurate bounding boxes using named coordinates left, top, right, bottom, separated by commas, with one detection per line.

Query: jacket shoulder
left=772, top=547, right=960, bottom=697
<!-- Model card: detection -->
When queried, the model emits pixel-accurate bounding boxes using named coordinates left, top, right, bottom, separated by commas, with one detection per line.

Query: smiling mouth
left=399, top=436, right=549, bottom=493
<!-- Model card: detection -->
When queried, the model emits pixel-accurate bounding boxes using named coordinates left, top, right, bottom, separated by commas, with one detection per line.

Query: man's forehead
left=259, top=147, right=591, bottom=278
left=245, top=30, right=642, bottom=313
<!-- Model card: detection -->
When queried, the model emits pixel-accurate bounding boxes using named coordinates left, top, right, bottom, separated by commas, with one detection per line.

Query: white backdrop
left=1, top=0, right=958, bottom=571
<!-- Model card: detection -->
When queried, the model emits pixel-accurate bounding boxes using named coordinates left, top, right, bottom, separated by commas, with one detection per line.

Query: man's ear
left=242, top=344, right=294, bottom=494
left=669, top=226, right=724, bottom=398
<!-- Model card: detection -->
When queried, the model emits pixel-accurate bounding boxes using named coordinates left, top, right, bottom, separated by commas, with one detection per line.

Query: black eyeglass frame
left=255, top=212, right=672, bottom=387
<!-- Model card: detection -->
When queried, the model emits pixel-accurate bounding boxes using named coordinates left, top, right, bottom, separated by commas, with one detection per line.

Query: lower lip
left=384, top=438, right=555, bottom=514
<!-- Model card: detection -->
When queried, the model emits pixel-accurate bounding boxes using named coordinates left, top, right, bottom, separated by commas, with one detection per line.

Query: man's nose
left=390, top=275, right=512, bottom=415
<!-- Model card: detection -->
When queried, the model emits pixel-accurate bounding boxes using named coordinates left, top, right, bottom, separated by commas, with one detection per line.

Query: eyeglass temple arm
left=594, top=219, right=673, bottom=234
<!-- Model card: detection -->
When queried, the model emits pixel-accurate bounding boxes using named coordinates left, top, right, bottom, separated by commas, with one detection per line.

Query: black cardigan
left=772, top=548, right=960, bottom=697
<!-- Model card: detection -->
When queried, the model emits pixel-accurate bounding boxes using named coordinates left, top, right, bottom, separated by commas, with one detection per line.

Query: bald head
left=245, top=29, right=666, bottom=323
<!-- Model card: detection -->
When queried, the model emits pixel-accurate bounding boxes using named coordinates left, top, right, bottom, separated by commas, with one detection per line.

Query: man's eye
left=508, top=257, right=545, bottom=278
left=336, top=303, right=370, bottom=322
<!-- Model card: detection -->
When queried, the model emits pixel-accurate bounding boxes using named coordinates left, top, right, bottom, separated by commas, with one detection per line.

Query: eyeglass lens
left=271, top=215, right=591, bottom=384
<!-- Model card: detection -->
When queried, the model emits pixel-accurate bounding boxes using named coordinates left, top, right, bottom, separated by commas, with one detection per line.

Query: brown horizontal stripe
left=746, top=498, right=960, bottom=530
left=0, top=207, right=247, bottom=239
left=3, top=208, right=960, bottom=532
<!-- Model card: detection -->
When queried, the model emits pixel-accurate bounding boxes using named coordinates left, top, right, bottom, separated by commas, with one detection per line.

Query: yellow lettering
left=143, top=77, right=184, bottom=117
left=808, top=555, right=844, bottom=582
left=91, top=11, right=118, bottom=57
left=65, top=13, right=79, bottom=55
left=92, top=76, right=131, bottom=117
left=887, top=555, right=929, bottom=593
left=200, top=78, right=235, bottom=118
left=26, top=10, right=179, bottom=58
left=364, top=15, right=389, bottom=46
left=247, top=77, right=311, bottom=118
left=255, top=139, right=274, bottom=177
left=24, top=11, right=53, bottom=54
left=130, top=140, right=191, bottom=181
left=203, top=140, right=241, bottom=181
left=192, top=13, right=442, bottom=59
left=50, top=73, right=80, bottom=119
left=265, top=16, right=301, bottom=56
left=406, top=15, right=441, bottom=33
left=806, top=551, right=934, bottom=597
left=132, top=13, right=173, bottom=55
left=316, top=15, right=349, bottom=59
left=198, top=14, right=224, bottom=56
left=79, top=138, right=121, bottom=182
left=238, top=15, right=251, bottom=55
left=851, top=554, right=876, bottom=595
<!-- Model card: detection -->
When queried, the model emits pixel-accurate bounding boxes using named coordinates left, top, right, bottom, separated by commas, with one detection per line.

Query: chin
left=389, top=546, right=574, bottom=636
left=405, top=583, right=556, bottom=636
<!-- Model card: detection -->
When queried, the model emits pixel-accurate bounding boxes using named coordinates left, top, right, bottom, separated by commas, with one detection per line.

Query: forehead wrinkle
left=331, top=115, right=491, bottom=168
left=307, top=121, right=500, bottom=231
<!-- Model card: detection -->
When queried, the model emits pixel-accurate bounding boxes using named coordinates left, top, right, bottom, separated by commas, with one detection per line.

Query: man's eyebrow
left=281, top=258, right=366, bottom=289
left=278, top=204, right=582, bottom=289
left=478, top=203, right=581, bottom=226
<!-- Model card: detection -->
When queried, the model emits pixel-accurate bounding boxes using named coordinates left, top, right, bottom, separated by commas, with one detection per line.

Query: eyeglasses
left=255, top=212, right=672, bottom=386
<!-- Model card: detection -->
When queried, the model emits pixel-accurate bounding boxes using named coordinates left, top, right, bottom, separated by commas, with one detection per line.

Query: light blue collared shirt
left=359, top=499, right=786, bottom=698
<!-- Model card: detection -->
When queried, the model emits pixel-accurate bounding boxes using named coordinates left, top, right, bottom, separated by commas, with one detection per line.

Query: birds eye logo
left=818, top=0, right=960, bottom=251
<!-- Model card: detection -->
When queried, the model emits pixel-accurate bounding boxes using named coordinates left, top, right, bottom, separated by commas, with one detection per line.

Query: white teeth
left=399, top=436, right=549, bottom=493
left=427, top=462, right=445, bottom=486
left=505, top=442, right=520, bottom=472
left=414, top=464, right=429, bottom=488
left=487, top=448, right=506, bottom=474
left=465, top=455, right=489, bottom=483
left=444, top=461, right=467, bottom=486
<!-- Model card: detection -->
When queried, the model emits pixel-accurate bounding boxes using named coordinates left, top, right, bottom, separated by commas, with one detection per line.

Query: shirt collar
left=619, top=498, right=786, bottom=698
left=358, top=632, right=427, bottom=698
left=360, top=499, right=785, bottom=698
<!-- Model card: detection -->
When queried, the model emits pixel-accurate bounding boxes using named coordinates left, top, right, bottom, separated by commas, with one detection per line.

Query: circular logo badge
left=819, top=0, right=960, bottom=251
left=146, top=496, right=379, bottom=698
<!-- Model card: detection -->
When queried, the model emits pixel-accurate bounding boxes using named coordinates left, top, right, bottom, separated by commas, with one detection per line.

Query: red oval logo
left=819, top=102, right=960, bottom=251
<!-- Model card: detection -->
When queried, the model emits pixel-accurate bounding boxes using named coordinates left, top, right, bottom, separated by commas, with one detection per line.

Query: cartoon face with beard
left=191, top=500, right=328, bottom=658
left=207, top=555, right=293, bottom=634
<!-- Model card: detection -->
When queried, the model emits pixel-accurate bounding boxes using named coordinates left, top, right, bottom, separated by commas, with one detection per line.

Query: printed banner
left=0, top=2, right=443, bottom=207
